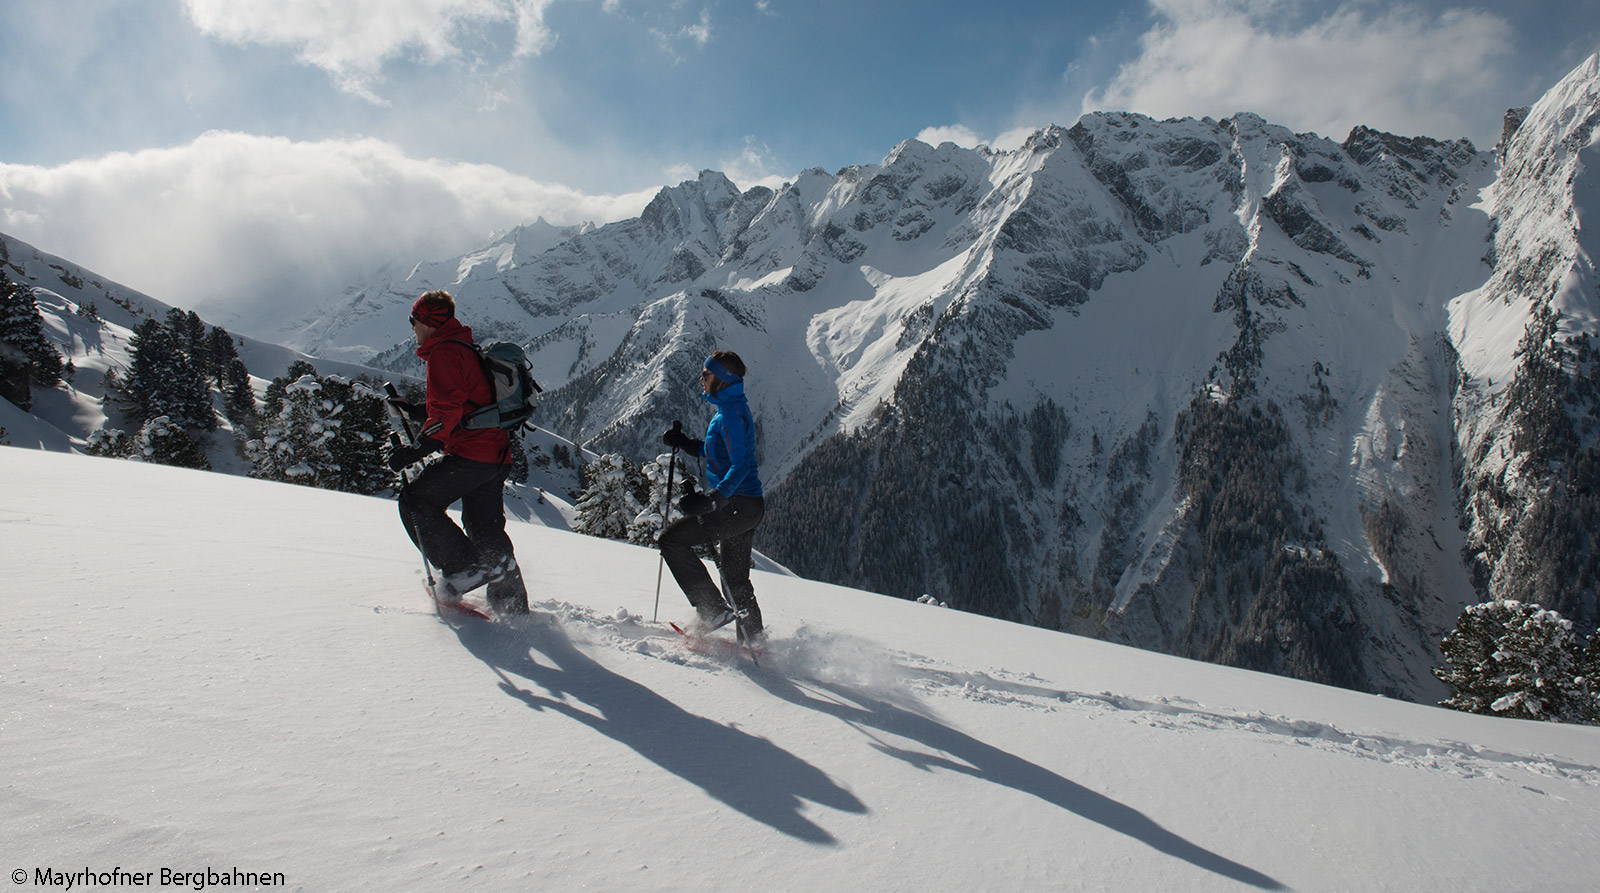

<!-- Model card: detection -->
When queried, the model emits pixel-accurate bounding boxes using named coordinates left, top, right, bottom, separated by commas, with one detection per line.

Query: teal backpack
left=446, top=339, right=543, bottom=431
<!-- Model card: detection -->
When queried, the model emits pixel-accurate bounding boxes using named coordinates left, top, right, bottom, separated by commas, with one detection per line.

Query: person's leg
left=661, top=497, right=764, bottom=623
left=460, top=462, right=514, bottom=567
left=659, top=514, right=726, bottom=619
left=456, top=462, right=529, bottom=614
left=398, top=456, right=503, bottom=576
left=718, top=497, right=765, bottom=634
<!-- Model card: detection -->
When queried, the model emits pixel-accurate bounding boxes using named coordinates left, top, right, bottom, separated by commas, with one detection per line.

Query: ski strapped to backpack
left=443, top=338, right=543, bottom=431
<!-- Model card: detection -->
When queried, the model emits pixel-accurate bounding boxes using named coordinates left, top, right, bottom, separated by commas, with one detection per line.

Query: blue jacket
left=699, top=382, right=763, bottom=498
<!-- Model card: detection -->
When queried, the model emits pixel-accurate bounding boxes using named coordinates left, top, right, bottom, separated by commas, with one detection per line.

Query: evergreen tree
left=263, top=359, right=319, bottom=418
left=1578, top=631, right=1600, bottom=723
left=628, top=452, right=694, bottom=545
left=1435, top=600, right=1584, bottom=721
left=130, top=416, right=211, bottom=470
left=84, top=427, right=135, bottom=459
left=573, top=453, right=643, bottom=540
left=165, top=308, right=209, bottom=374
left=246, top=372, right=391, bottom=494
left=248, top=374, right=338, bottom=486
left=0, top=266, right=65, bottom=409
left=507, top=431, right=530, bottom=485
left=0, top=339, right=28, bottom=409
left=207, top=326, right=241, bottom=390
left=119, top=318, right=174, bottom=425
left=224, top=357, right=258, bottom=431
left=318, top=376, right=394, bottom=495
left=119, top=316, right=216, bottom=431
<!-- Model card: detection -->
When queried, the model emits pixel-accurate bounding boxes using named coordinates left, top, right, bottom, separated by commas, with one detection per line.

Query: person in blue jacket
left=660, top=350, right=766, bottom=639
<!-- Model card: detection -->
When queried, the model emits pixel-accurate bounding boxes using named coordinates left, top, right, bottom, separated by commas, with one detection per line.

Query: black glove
left=388, top=437, right=442, bottom=471
left=677, top=490, right=716, bottom=516
left=662, top=427, right=702, bottom=454
left=387, top=396, right=426, bottom=422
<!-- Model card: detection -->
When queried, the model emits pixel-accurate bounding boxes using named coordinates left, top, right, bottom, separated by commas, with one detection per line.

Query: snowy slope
left=4, top=446, right=1599, bottom=892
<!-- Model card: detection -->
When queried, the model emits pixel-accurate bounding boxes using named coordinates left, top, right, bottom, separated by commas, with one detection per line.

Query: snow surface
left=4, top=446, right=1598, bottom=891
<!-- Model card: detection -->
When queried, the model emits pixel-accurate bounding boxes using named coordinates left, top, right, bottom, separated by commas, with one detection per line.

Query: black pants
left=659, top=495, right=765, bottom=630
left=399, top=455, right=526, bottom=605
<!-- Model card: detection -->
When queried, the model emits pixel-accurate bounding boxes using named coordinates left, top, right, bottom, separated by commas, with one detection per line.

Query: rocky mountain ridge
left=39, top=55, right=1600, bottom=702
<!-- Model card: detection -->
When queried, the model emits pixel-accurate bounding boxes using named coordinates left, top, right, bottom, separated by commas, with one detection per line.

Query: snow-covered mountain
left=5, top=446, right=1598, bottom=891
left=268, top=217, right=586, bottom=367
left=1448, top=54, right=1600, bottom=638
left=12, top=56, right=1600, bottom=706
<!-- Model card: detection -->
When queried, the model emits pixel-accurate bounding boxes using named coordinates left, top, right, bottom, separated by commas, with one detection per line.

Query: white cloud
left=717, top=136, right=791, bottom=192
left=915, top=125, right=983, bottom=149
left=181, top=0, right=557, bottom=102
left=1083, top=0, right=1516, bottom=145
left=912, top=124, right=1045, bottom=154
left=683, top=8, right=713, bottom=47
left=652, top=8, right=714, bottom=61
left=0, top=132, right=653, bottom=327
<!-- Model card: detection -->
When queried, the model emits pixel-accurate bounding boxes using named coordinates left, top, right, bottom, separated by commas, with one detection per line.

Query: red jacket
left=416, top=318, right=510, bottom=465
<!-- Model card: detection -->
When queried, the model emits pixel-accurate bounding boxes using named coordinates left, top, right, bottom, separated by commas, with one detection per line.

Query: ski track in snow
left=389, top=593, right=1600, bottom=793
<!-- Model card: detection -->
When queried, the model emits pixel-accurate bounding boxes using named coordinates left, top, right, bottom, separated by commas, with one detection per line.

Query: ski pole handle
left=383, top=382, right=417, bottom=443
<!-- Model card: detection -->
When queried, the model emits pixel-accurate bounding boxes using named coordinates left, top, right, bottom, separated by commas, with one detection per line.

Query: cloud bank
left=1082, top=0, right=1515, bottom=145
left=181, top=0, right=558, bottom=102
left=0, top=131, right=653, bottom=330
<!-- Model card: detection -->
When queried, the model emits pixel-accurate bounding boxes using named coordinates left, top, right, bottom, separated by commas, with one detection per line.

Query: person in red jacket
left=389, top=290, right=528, bottom=614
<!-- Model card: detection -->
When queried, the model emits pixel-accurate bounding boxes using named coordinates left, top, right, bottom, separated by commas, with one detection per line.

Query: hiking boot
left=437, top=565, right=490, bottom=600
left=486, top=555, right=518, bottom=583
left=696, top=606, right=739, bottom=632
left=487, top=563, right=529, bottom=615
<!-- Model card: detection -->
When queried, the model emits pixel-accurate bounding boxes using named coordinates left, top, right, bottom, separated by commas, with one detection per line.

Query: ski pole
left=385, top=382, right=436, bottom=588
left=652, top=419, right=682, bottom=622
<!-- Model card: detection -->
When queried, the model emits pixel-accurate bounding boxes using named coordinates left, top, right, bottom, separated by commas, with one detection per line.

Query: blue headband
left=704, top=356, right=742, bottom=384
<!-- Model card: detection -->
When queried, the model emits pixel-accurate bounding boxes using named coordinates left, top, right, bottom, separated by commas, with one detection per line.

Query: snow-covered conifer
left=628, top=452, right=694, bottom=545
left=1435, top=600, right=1584, bottom=721
left=1577, top=631, right=1600, bottom=724
left=207, top=326, right=241, bottom=389
left=249, top=374, right=338, bottom=487
left=224, top=358, right=258, bottom=430
left=247, top=373, right=392, bottom=494
left=0, top=267, right=65, bottom=408
left=84, top=427, right=135, bottom=459
left=131, top=415, right=211, bottom=470
left=318, top=376, right=394, bottom=495
left=119, top=316, right=216, bottom=431
left=574, top=453, right=643, bottom=541
left=263, top=360, right=319, bottom=418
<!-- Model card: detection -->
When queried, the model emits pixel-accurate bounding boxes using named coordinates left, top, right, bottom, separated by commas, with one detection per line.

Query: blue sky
left=2, top=0, right=1597, bottom=320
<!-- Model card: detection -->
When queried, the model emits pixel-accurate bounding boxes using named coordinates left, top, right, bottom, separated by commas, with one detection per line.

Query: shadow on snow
left=448, top=611, right=866, bottom=845
left=449, top=609, right=1284, bottom=888
left=744, top=665, right=1286, bottom=889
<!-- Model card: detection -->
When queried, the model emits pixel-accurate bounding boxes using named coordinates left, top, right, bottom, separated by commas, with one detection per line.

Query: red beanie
left=410, top=295, right=452, bottom=328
